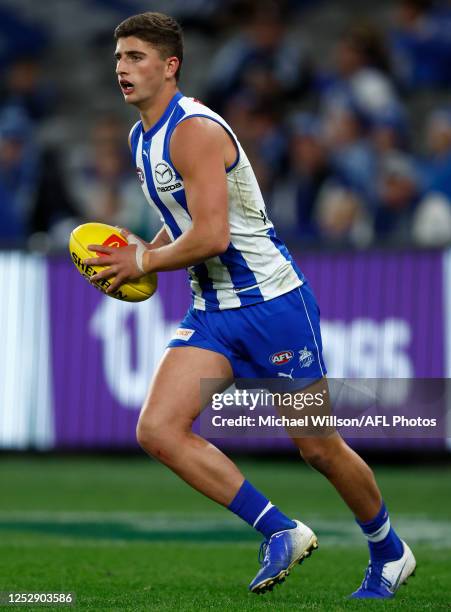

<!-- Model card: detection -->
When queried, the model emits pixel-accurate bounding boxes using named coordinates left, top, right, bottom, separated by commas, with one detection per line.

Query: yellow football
left=69, top=222, right=157, bottom=302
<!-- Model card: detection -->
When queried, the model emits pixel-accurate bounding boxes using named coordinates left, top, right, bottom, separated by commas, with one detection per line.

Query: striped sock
left=228, top=480, right=296, bottom=539
left=357, top=501, right=404, bottom=562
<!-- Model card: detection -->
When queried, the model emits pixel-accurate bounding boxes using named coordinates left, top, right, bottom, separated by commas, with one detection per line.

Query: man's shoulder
left=170, top=116, right=230, bottom=168
left=173, top=97, right=232, bottom=142
left=176, top=96, right=226, bottom=125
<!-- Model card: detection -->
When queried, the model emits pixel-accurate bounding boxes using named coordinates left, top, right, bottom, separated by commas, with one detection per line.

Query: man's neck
left=139, top=85, right=179, bottom=132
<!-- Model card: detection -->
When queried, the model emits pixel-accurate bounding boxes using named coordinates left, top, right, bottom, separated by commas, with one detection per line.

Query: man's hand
left=84, top=228, right=150, bottom=294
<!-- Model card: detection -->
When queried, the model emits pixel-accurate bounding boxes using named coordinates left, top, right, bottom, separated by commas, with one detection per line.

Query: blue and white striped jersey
left=129, top=91, right=304, bottom=311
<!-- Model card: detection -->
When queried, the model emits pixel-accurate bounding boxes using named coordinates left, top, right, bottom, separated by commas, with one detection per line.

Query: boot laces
left=362, top=561, right=387, bottom=591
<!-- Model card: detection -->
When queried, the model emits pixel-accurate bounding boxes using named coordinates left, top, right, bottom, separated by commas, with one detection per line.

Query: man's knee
left=136, top=411, right=174, bottom=461
left=297, top=438, right=339, bottom=475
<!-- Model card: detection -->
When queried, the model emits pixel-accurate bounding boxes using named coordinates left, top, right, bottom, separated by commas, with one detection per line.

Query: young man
left=85, top=12, right=416, bottom=598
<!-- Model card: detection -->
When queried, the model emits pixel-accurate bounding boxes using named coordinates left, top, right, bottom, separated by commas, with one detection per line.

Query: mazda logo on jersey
left=154, top=162, right=174, bottom=185
left=270, top=350, right=294, bottom=365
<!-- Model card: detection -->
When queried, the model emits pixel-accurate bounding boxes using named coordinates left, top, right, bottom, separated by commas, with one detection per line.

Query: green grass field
left=0, top=456, right=450, bottom=611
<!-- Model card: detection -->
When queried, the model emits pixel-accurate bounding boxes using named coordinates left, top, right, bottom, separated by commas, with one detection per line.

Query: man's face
left=114, top=36, right=168, bottom=108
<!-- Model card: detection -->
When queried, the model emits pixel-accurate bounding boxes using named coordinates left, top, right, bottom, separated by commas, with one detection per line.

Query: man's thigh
left=139, top=346, right=233, bottom=430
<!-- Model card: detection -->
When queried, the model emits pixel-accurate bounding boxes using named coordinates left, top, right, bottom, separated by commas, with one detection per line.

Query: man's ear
left=166, top=56, right=179, bottom=79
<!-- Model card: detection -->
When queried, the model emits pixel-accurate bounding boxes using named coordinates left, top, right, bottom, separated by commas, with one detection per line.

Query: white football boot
left=249, top=520, right=318, bottom=594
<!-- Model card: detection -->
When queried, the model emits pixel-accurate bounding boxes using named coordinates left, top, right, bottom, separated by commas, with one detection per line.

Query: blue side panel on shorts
left=141, top=139, right=182, bottom=240
left=219, top=242, right=263, bottom=306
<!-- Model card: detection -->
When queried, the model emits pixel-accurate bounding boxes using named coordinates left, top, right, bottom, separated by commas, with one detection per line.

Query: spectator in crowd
left=369, top=104, right=409, bottom=154
left=205, top=0, right=310, bottom=114
left=66, top=115, right=161, bottom=243
left=0, top=108, right=39, bottom=243
left=271, top=113, right=335, bottom=239
left=374, top=152, right=421, bottom=241
left=0, top=56, right=56, bottom=122
left=30, top=146, right=78, bottom=241
left=315, top=185, right=373, bottom=247
left=0, top=106, right=77, bottom=247
left=0, top=6, right=48, bottom=67
left=412, top=192, right=451, bottom=245
left=161, top=0, right=226, bottom=34
left=411, top=107, right=451, bottom=245
left=390, top=0, right=451, bottom=90
left=223, top=94, right=287, bottom=199
left=319, top=22, right=399, bottom=124
left=420, top=108, right=451, bottom=201
left=322, top=99, right=377, bottom=205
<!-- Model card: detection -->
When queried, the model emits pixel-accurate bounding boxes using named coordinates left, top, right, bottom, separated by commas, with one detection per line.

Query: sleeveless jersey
left=129, top=91, right=304, bottom=311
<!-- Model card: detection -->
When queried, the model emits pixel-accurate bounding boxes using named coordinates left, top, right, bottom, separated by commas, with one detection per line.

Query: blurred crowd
left=1, top=0, right=451, bottom=250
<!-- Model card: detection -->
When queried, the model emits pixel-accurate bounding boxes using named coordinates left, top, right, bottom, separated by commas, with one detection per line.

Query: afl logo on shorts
left=136, top=167, right=145, bottom=184
left=270, top=350, right=294, bottom=366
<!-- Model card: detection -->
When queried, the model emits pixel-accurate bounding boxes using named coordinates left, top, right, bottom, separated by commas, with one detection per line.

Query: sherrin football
left=69, top=222, right=157, bottom=302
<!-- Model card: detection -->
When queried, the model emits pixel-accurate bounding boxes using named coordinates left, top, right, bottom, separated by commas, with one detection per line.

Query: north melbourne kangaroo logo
left=154, top=162, right=174, bottom=185
left=299, top=347, right=314, bottom=368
